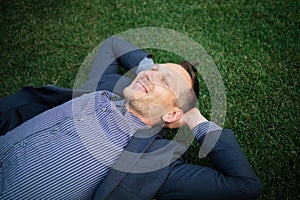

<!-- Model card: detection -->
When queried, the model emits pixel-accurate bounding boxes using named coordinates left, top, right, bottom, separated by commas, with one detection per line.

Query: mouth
left=134, top=79, right=149, bottom=93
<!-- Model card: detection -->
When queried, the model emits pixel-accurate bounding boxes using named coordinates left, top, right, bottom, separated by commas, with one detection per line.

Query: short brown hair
left=177, top=61, right=200, bottom=112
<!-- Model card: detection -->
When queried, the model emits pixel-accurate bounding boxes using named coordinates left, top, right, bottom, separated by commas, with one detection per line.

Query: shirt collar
left=113, top=99, right=149, bottom=130
left=106, top=91, right=149, bottom=132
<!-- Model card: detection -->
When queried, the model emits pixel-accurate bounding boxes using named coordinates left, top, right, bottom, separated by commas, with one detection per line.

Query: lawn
left=1, top=0, right=299, bottom=199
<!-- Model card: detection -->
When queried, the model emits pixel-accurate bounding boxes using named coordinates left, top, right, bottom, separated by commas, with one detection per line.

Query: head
left=124, top=61, right=199, bottom=126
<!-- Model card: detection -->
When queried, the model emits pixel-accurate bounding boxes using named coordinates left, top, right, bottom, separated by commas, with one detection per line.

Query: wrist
left=136, top=57, right=154, bottom=74
left=184, top=109, right=208, bottom=130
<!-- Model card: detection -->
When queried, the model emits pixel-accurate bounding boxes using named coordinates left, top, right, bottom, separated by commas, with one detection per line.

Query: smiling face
left=123, top=63, right=193, bottom=126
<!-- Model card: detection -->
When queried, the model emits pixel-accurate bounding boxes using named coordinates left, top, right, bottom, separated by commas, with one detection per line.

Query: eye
left=162, top=78, right=169, bottom=86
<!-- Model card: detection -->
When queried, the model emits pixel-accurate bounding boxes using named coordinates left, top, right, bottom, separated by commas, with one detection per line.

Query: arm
left=1, top=37, right=153, bottom=134
left=0, top=85, right=77, bottom=135
left=187, top=108, right=263, bottom=199
left=80, top=37, right=154, bottom=93
left=88, top=37, right=152, bottom=81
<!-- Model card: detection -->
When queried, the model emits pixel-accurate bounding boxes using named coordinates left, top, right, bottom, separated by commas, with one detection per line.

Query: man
left=0, top=37, right=263, bottom=199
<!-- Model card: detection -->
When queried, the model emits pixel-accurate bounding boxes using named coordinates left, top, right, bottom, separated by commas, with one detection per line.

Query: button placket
left=77, top=115, right=84, bottom=122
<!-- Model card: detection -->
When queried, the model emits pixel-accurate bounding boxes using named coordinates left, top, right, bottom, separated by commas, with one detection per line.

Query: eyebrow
left=157, top=64, right=173, bottom=86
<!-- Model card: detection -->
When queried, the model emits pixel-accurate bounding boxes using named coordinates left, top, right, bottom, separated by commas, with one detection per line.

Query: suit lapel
left=93, top=126, right=162, bottom=199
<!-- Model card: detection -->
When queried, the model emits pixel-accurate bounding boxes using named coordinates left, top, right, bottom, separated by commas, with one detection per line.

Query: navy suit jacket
left=0, top=37, right=263, bottom=199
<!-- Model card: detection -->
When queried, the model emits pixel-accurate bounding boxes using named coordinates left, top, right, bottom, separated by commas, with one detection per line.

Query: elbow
left=250, top=179, right=264, bottom=199
left=239, top=178, right=264, bottom=199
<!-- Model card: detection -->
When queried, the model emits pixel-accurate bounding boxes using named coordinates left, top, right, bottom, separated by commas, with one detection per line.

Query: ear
left=162, top=107, right=183, bottom=123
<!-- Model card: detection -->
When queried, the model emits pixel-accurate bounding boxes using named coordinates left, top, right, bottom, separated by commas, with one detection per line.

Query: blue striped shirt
left=0, top=90, right=146, bottom=199
left=0, top=90, right=221, bottom=199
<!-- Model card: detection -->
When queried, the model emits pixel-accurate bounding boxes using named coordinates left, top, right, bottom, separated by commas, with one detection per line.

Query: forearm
left=192, top=123, right=258, bottom=178
left=183, top=108, right=262, bottom=198
left=80, top=37, right=153, bottom=90
left=191, top=122, right=263, bottom=199
left=110, top=37, right=152, bottom=73
left=185, top=110, right=258, bottom=178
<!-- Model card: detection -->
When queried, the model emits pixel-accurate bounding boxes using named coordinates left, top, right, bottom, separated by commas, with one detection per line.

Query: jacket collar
left=93, top=125, right=162, bottom=199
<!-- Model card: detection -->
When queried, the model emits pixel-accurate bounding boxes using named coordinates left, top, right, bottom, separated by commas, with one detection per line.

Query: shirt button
left=50, top=129, right=57, bottom=134
left=101, top=107, right=107, bottom=112
left=77, top=116, right=84, bottom=122
left=20, top=141, right=27, bottom=147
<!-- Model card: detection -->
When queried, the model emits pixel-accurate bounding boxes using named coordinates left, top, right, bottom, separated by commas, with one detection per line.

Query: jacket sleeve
left=79, top=36, right=152, bottom=92
left=112, top=37, right=153, bottom=73
left=0, top=85, right=78, bottom=135
left=193, top=124, right=264, bottom=199
left=87, top=36, right=151, bottom=81
left=1, top=37, right=151, bottom=135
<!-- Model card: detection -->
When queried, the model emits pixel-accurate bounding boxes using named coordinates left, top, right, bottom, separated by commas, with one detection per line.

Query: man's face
left=124, top=63, right=193, bottom=124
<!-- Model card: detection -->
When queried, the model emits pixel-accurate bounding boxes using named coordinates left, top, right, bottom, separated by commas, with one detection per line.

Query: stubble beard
left=127, top=97, right=150, bottom=118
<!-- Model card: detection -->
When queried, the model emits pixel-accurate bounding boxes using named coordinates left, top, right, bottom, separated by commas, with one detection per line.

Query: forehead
left=160, top=63, right=193, bottom=87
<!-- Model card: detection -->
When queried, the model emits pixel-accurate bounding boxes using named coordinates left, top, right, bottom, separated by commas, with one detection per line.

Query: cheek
left=127, top=86, right=176, bottom=108
left=148, top=104, right=167, bottom=118
left=152, top=89, right=176, bottom=107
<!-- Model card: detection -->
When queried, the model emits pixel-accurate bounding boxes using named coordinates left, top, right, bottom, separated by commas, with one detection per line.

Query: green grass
left=1, top=0, right=299, bottom=199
